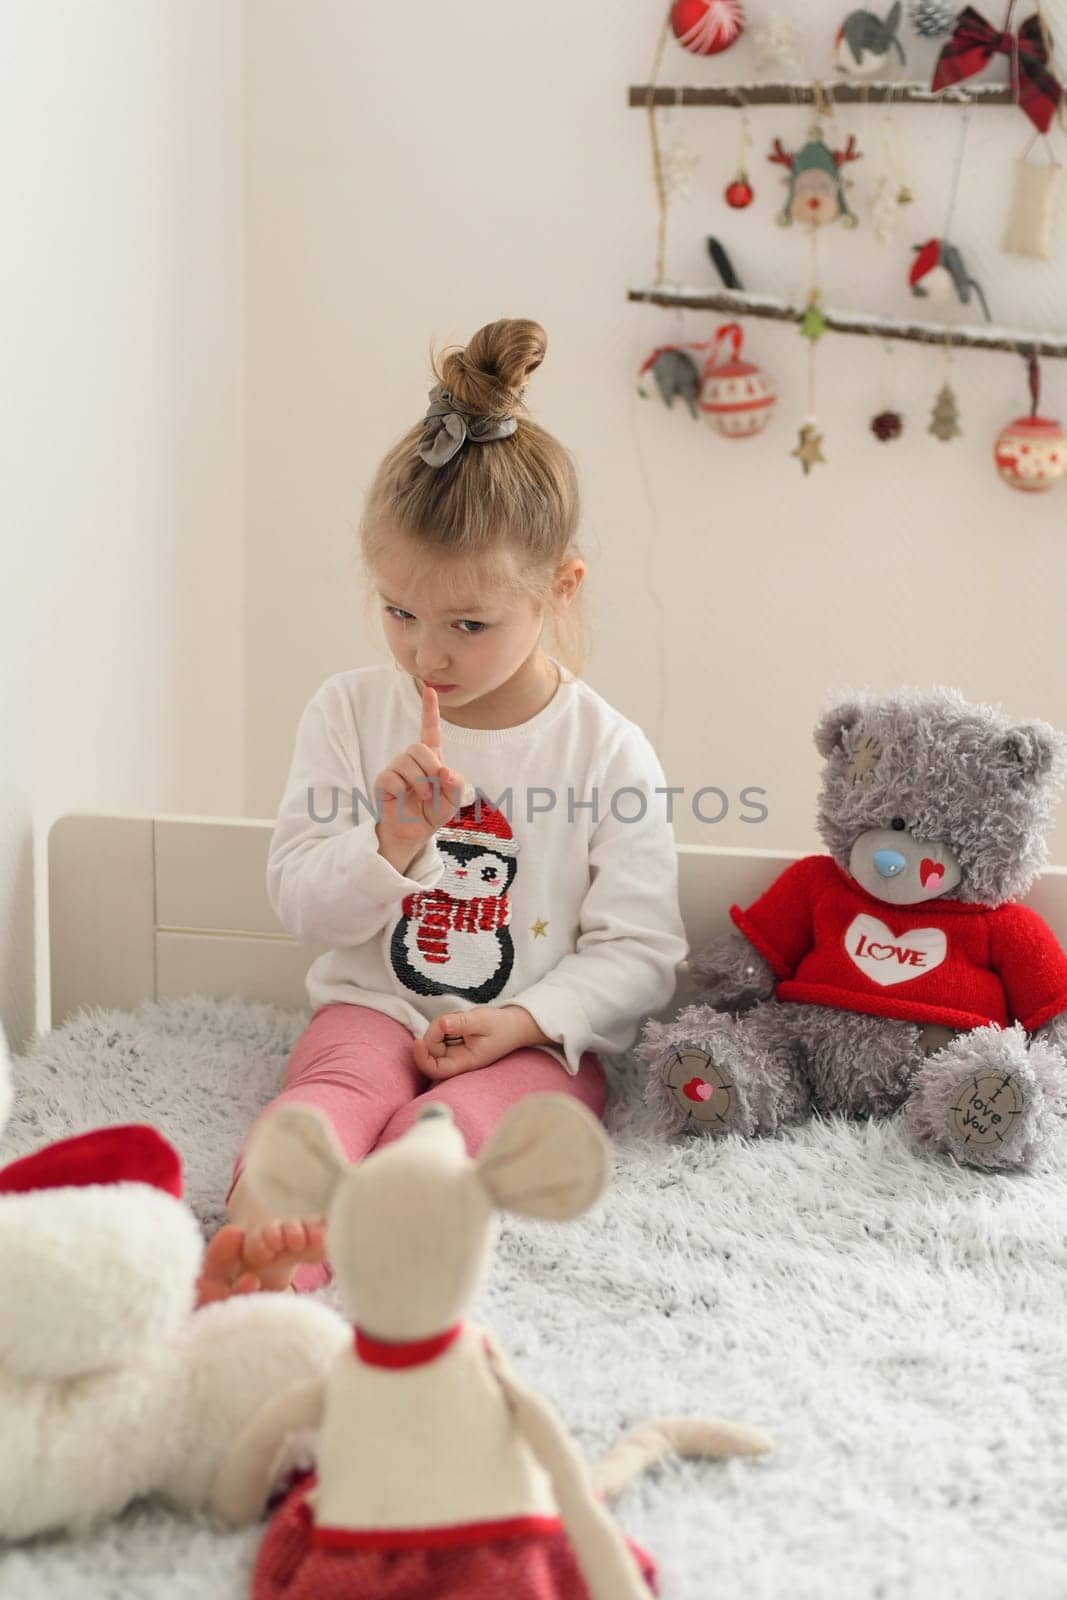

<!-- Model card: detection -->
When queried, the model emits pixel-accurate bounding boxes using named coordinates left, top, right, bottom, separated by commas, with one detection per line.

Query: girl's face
left=372, top=539, right=548, bottom=708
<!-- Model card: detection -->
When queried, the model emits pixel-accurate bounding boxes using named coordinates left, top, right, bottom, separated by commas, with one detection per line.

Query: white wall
left=0, top=2, right=246, bottom=1049
left=243, top=0, right=1067, bottom=861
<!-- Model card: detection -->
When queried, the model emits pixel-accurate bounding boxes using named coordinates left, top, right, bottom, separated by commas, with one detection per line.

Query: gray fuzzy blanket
left=2, top=996, right=1065, bottom=1599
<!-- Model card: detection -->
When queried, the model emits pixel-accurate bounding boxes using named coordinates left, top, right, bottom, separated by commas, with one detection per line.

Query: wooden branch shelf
left=627, top=285, right=1067, bottom=359
left=629, top=81, right=1014, bottom=107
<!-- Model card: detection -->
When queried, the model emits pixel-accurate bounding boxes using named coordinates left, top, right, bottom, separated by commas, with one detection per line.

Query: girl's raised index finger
left=421, top=683, right=443, bottom=758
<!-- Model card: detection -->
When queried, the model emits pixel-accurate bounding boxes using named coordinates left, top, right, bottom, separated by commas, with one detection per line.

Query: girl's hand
left=414, top=1006, right=552, bottom=1079
left=374, top=685, right=465, bottom=864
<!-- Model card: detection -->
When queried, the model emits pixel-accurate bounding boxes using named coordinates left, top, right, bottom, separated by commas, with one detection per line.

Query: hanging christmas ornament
left=869, top=105, right=914, bottom=243
left=752, top=11, right=803, bottom=72
left=670, top=0, right=744, bottom=55
left=994, top=354, right=1067, bottom=491
left=661, top=136, right=702, bottom=203
left=870, top=343, right=904, bottom=439
left=725, top=110, right=755, bottom=208
left=792, top=231, right=830, bottom=474
left=834, top=3, right=907, bottom=74
left=707, top=235, right=745, bottom=289
left=909, top=237, right=991, bottom=319
left=637, top=342, right=708, bottom=418
left=908, top=0, right=957, bottom=37
left=929, top=381, right=962, bottom=441
left=769, top=126, right=863, bottom=227
left=932, top=3, right=1063, bottom=136
left=792, top=422, right=828, bottom=473
left=871, top=409, right=904, bottom=439
left=1003, top=142, right=1063, bottom=260
left=699, top=322, right=777, bottom=438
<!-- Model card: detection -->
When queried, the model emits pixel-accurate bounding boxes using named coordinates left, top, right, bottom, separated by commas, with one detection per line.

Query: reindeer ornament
left=770, top=125, right=862, bottom=227
left=213, top=1096, right=771, bottom=1600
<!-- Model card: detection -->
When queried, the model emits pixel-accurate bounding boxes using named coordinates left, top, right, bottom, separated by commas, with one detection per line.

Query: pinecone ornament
left=871, top=409, right=904, bottom=441
left=908, top=0, right=957, bottom=37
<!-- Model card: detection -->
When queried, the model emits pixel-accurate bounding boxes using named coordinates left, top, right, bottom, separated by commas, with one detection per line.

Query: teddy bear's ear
left=997, top=720, right=1064, bottom=783
left=476, top=1095, right=610, bottom=1221
left=814, top=700, right=865, bottom=759
left=243, top=1104, right=348, bottom=1219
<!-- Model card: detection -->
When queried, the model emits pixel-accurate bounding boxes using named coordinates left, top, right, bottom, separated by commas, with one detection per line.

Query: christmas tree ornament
left=801, top=296, right=829, bottom=341
left=929, top=381, right=962, bottom=440
left=1003, top=144, right=1062, bottom=259
left=670, top=0, right=745, bottom=55
left=908, top=0, right=957, bottom=36
left=792, top=422, right=828, bottom=473
left=661, top=135, right=702, bottom=203
left=834, top=4, right=907, bottom=74
left=871, top=409, right=904, bottom=440
left=994, top=354, right=1067, bottom=491
left=725, top=109, right=755, bottom=208
left=752, top=11, right=803, bottom=71
left=769, top=126, right=863, bottom=227
left=637, top=343, right=708, bottom=417
left=698, top=322, right=777, bottom=438
left=933, top=3, right=1063, bottom=135
left=909, top=237, right=991, bottom=319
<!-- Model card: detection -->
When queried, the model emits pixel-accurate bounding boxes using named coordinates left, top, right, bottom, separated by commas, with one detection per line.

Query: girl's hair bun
left=434, top=318, right=547, bottom=421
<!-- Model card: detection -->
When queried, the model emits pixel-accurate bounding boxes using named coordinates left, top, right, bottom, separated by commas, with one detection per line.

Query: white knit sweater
left=266, top=661, right=687, bottom=1074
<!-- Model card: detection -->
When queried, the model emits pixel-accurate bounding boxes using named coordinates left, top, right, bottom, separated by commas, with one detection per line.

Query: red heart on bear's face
left=919, top=858, right=944, bottom=892
left=683, top=1077, right=713, bottom=1103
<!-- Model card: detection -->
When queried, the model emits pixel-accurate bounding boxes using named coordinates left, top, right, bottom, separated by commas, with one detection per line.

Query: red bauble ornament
left=994, top=414, right=1067, bottom=492
left=699, top=322, right=776, bottom=439
left=671, top=0, right=744, bottom=55
left=725, top=175, right=754, bottom=208
left=870, top=410, right=903, bottom=441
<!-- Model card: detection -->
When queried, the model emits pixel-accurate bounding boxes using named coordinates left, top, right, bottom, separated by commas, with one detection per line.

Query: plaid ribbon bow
left=932, top=6, right=1062, bottom=133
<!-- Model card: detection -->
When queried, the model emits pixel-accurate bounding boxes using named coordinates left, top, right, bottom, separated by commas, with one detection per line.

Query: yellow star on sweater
left=530, top=917, right=549, bottom=938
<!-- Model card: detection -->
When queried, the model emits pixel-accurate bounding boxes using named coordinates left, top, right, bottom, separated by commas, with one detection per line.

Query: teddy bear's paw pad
left=665, top=1048, right=738, bottom=1133
left=949, top=1070, right=1027, bottom=1155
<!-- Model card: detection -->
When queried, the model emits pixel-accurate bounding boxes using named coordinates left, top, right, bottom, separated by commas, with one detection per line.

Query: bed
left=1, top=813, right=1063, bottom=1600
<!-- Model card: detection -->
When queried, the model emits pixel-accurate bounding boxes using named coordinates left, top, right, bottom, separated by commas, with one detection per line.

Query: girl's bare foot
left=195, top=1218, right=327, bottom=1307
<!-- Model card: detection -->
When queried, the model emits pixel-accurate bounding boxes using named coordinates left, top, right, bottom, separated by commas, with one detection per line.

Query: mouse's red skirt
left=253, top=1475, right=658, bottom=1600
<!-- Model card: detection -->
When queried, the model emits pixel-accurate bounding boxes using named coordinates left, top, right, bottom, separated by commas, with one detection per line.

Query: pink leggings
left=230, top=1002, right=608, bottom=1291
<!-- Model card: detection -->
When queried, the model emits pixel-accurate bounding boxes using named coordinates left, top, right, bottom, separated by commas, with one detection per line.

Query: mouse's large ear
left=243, top=1104, right=348, bottom=1219
left=476, top=1095, right=611, bottom=1221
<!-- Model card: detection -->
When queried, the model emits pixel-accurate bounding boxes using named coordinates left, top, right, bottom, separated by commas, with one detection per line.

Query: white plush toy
left=215, top=1094, right=771, bottom=1600
left=0, top=1021, right=348, bottom=1542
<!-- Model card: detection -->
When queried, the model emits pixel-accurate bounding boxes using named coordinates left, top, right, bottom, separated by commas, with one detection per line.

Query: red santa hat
left=438, top=790, right=518, bottom=858
left=0, top=1124, right=183, bottom=1199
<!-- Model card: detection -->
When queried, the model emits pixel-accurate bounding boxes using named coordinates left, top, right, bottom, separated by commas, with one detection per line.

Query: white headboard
left=47, top=813, right=1067, bottom=1030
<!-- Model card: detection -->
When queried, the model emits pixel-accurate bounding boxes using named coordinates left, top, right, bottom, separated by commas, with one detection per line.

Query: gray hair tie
left=417, top=383, right=518, bottom=469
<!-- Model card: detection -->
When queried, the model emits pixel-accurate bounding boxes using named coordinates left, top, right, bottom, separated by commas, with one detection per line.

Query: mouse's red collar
left=354, top=1322, right=463, bottom=1369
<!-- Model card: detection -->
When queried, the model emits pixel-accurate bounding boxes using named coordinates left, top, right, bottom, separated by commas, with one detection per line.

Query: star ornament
left=792, top=422, right=827, bottom=474
left=530, top=917, right=549, bottom=938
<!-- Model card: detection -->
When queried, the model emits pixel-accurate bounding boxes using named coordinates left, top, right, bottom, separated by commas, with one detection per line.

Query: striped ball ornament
left=671, top=0, right=745, bottom=55
left=699, top=324, right=776, bottom=438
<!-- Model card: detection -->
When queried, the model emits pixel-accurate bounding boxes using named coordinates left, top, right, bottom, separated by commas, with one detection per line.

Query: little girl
left=197, top=317, right=687, bottom=1299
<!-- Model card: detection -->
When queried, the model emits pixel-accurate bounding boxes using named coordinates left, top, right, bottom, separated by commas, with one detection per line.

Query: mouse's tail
left=592, top=1417, right=772, bottom=1500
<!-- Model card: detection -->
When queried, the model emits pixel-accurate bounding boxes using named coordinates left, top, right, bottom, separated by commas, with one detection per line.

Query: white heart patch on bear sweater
left=844, top=914, right=947, bottom=987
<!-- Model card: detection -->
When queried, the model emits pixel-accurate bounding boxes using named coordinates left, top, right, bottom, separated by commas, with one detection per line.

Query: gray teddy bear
left=638, top=688, right=1067, bottom=1172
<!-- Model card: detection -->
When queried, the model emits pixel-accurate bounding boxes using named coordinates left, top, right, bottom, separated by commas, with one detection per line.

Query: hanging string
left=942, top=102, right=973, bottom=238
left=645, top=8, right=674, bottom=286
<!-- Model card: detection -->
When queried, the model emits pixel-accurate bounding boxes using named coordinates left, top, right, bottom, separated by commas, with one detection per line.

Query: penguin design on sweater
left=391, top=794, right=519, bottom=1003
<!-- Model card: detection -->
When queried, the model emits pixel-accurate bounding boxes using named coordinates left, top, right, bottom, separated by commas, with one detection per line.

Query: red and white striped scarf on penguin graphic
left=400, top=799, right=517, bottom=967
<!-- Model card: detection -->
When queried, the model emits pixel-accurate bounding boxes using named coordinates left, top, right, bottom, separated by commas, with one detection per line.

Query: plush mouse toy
left=212, top=1095, right=771, bottom=1599
left=0, top=1022, right=348, bottom=1541
left=639, top=688, right=1067, bottom=1172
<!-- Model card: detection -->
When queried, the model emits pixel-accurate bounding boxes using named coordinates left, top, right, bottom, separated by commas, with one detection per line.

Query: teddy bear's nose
left=873, top=848, right=907, bottom=878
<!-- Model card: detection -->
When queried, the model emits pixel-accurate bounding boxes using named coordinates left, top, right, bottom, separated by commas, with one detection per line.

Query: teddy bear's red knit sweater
left=731, top=855, right=1067, bottom=1033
